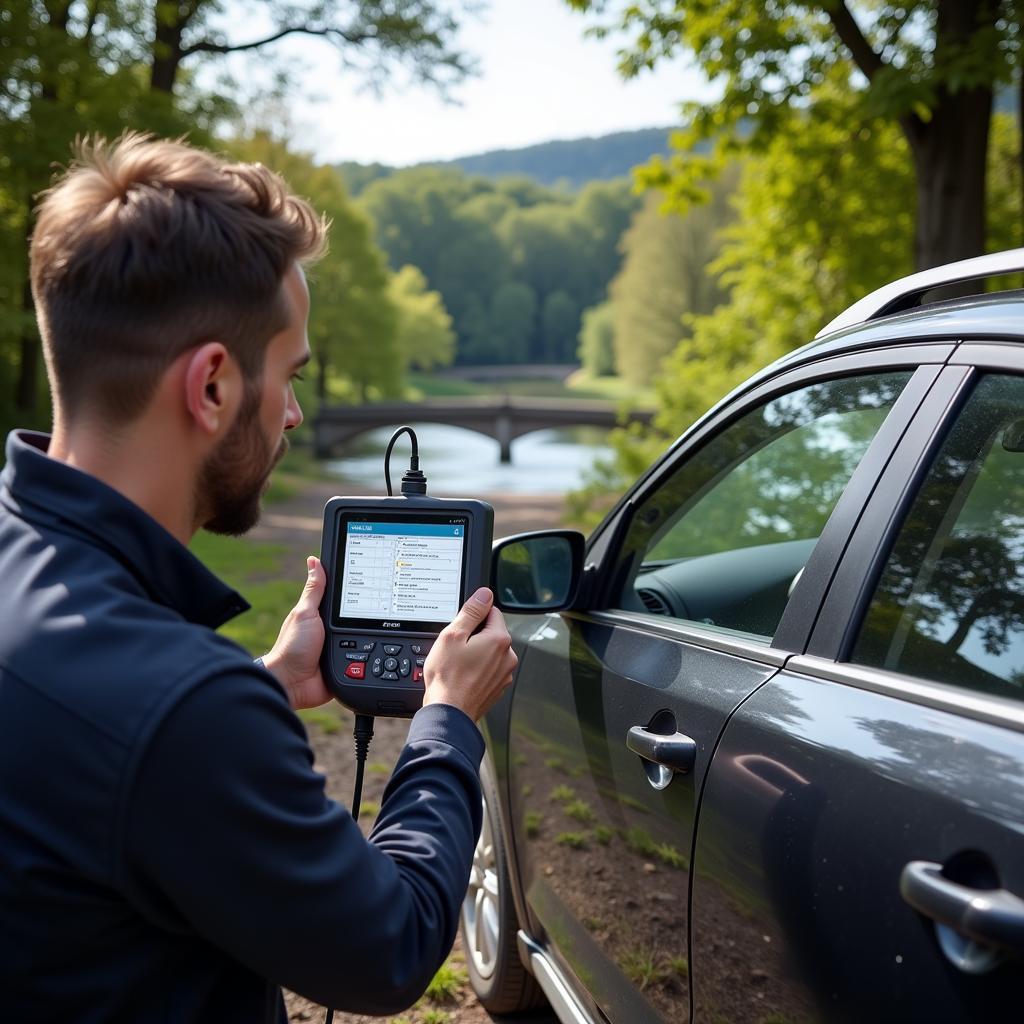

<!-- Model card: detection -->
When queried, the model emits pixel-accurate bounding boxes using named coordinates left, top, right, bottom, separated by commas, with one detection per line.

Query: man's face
left=197, top=265, right=310, bottom=536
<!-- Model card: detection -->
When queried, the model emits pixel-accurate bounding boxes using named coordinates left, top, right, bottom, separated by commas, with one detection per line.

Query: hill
left=336, top=125, right=676, bottom=194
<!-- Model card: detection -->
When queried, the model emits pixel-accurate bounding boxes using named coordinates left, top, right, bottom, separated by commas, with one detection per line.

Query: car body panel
left=505, top=612, right=781, bottom=1023
left=690, top=667, right=1024, bottom=1023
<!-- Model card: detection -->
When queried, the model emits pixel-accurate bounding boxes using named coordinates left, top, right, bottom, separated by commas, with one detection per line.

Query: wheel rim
left=462, top=795, right=501, bottom=980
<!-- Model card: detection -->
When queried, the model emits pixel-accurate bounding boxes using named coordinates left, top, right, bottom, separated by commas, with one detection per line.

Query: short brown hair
left=30, top=133, right=327, bottom=422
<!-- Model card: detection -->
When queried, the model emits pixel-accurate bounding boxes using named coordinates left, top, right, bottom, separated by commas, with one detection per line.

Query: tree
left=578, top=301, right=617, bottom=376
left=488, top=282, right=538, bottom=364
left=608, top=168, right=737, bottom=388
left=0, top=1, right=471, bottom=421
left=541, top=290, right=581, bottom=362
left=568, top=0, right=1021, bottom=270
left=388, top=265, right=456, bottom=372
left=230, top=134, right=400, bottom=402
left=148, top=0, right=470, bottom=95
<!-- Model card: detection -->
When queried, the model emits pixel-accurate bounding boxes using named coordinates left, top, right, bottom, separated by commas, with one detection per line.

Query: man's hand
left=422, top=588, right=518, bottom=722
left=262, top=556, right=332, bottom=710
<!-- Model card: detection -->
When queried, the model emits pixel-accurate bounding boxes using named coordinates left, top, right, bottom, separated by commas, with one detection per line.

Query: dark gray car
left=461, top=251, right=1024, bottom=1023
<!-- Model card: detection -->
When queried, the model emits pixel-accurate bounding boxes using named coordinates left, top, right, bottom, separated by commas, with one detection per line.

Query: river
left=324, top=423, right=613, bottom=495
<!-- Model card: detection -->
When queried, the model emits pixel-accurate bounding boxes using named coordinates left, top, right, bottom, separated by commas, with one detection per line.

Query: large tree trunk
left=150, top=2, right=187, bottom=93
left=904, top=84, right=992, bottom=271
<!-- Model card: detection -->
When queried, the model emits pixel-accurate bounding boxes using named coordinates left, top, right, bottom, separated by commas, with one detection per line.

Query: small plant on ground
left=555, top=831, right=588, bottom=849
left=423, top=959, right=467, bottom=1003
left=420, top=1010, right=450, bottom=1024
left=655, top=842, right=688, bottom=870
left=549, top=784, right=575, bottom=803
left=367, top=761, right=390, bottom=775
left=297, top=707, right=342, bottom=735
left=521, top=783, right=533, bottom=797
left=544, top=756, right=567, bottom=773
left=670, top=956, right=688, bottom=978
left=563, top=799, right=595, bottom=823
left=593, top=825, right=614, bottom=845
left=358, top=801, right=380, bottom=818
left=623, top=826, right=658, bottom=858
left=524, top=810, right=543, bottom=838
left=620, top=947, right=669, bottom=991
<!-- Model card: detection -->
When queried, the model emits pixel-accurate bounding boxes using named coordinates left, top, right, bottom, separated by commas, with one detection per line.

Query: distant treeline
left=355, top=168, right=642, bottom=365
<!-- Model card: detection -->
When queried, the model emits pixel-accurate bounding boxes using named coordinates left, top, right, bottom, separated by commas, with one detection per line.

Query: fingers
left=449, top=586, right=494, bottom=637
left=294, top=556, right=326, bottom=616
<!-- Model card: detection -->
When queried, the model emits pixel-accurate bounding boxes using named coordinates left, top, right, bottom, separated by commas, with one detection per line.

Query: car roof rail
left=817, top=247, right=1024, bottom=338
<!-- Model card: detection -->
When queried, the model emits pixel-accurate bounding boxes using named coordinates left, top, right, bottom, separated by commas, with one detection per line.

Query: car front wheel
left=460, top=756, right=543, bottom=1013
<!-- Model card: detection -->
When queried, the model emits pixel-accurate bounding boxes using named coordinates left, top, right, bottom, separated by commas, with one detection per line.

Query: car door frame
left=793, top=340, right=1024, bottom=734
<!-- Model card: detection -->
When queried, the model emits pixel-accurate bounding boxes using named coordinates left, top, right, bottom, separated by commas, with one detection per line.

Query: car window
left=853, top=374, right=1024, bottom=700
left=612, top=373, right=911, bottom=639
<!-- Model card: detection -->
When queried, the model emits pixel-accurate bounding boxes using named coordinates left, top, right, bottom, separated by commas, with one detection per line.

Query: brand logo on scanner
left=383, top=621, right=401, bottom=627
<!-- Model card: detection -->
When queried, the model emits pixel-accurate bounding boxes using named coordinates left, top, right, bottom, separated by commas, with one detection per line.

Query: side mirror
left=491, top=529, right=585, bottom=613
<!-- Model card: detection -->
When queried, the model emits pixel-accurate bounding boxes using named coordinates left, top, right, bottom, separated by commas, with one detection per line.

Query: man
left=0, top=134, right=517, bottom=1022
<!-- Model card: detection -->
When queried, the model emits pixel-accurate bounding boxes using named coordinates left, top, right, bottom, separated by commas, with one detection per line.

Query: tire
left=460, top=755, right=545, bottom=1014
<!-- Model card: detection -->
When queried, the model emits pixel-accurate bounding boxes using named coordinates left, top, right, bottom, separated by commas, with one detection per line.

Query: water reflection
left=324, top=423, right=612, bottom=494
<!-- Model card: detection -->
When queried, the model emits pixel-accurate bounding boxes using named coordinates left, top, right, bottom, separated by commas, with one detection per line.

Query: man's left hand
left=262, top=556, right=331, bottom=710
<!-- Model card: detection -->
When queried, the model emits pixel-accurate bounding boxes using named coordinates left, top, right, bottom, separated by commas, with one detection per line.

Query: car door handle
left=900, top=860, right=1024, bottom=952
left=626, top=726, right=696, bottom=775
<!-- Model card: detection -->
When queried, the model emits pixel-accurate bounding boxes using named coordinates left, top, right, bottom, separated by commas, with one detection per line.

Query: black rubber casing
left=318, top=494, right=494, bottom=718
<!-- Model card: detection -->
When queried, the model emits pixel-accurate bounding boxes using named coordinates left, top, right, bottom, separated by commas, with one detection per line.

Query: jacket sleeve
left=119, top=669, right=484, bottom=1013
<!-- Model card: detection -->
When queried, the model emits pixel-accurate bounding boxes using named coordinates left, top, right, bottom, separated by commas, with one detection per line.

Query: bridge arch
left=312, top=397, right=653, bottom=462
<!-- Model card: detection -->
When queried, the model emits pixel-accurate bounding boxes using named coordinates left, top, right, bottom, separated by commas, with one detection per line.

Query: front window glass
left=613, top=373, right=910, bottom=639
left=854, top=374, right=1024, bottom=700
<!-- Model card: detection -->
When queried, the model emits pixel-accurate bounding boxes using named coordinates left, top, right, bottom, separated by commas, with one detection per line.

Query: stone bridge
left=313, top=396, right=654, bottom=462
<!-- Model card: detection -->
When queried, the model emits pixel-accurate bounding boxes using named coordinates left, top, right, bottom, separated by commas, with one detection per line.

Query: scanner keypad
left=334, top=638, right=432, bottom=687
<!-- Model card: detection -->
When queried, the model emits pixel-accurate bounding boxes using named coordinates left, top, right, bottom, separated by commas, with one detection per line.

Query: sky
left=215, top=0, right=715, bottom=167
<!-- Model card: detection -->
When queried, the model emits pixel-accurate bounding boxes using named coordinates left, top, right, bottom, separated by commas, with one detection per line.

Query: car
left=460, top=249, right=1024, bottom=1024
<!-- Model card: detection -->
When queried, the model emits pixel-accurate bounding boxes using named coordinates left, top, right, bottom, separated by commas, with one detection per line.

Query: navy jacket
left=0, top=431, right=484, bottom=1022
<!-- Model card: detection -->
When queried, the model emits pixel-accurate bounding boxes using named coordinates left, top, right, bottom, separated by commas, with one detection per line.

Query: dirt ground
left=250, top=480, right=563, bottom=1024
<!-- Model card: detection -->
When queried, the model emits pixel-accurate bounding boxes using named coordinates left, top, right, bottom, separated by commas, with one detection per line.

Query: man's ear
left=184, top=342, right=241, bottom=437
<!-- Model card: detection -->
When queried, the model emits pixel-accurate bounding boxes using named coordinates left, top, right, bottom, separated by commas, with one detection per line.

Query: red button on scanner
left=345, top=662, right=366, bottom=680
left=412, top=666, right=424, bottom=684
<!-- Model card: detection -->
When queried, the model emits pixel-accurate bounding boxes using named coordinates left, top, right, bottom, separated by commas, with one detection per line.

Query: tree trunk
left=150, top=3, right=185, bottom=93
left=904, top=84, right=992, bottom=272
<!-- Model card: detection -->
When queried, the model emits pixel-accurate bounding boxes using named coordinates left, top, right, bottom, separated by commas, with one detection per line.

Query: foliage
left=567, top=1, right=1021, bottom=268
left=422, top=960, right=468, bottom=1002
left=578, top=301, right=617, bottom=376
left=388, top=265, right=456, bottom=372
left=609, top=166, right=738, bottom=387
left=0, top=0, right=473, bottom=426
left=229, top=133, right=400, bottom=402
left=571, top=105, right=1021, bottom=527
left=359, top=166, right=640, bottom=364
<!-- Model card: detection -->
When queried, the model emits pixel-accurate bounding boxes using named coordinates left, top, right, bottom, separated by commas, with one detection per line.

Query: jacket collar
left=0, top=430, right=250, bottom=630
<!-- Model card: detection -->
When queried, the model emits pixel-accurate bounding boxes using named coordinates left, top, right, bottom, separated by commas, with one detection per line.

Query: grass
left=549, top=784, right=575, bottom=803
left=593, top=825, right=614, bottom=846
left=524, top=810, right=543, bottom=838
left=423, top=960, right=468, bottom=1003
left=420, top=1011, right=450, bottom=1024
left=555, top=831, right=588, bottom=849
left=358, top=801, right=380, bottom=818
left=367, top=761, right=391, bottom=775
left=298, top=705, right=344, bottom=735
left=406, top=368, right=655, bottom=406
left=563, top=799, right=595, bottom=824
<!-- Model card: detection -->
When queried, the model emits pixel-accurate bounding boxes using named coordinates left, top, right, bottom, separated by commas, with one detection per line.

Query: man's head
left=30, top=133, right=326, bottom=535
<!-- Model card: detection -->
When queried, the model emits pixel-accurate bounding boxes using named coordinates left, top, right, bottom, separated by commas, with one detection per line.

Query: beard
left=195, top=384, right=288, bottom=537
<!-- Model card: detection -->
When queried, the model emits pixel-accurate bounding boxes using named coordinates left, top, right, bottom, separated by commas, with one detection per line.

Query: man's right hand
left=422, top=588, right=518, bottom=722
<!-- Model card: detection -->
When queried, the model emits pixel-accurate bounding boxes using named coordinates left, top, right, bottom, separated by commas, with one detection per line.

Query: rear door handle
left=626, top=726, right=696, bottom=775
left=900, top=860, right=1024, bottom=952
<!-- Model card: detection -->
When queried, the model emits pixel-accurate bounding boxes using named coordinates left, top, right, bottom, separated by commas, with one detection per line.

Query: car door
left=504, top=350, right=951, bottom=1024
left=691, top=349, right=1024, bottom=1023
